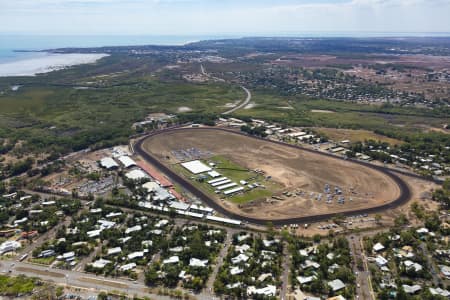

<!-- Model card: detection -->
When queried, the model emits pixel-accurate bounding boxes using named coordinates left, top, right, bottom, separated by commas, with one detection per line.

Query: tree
left=332, top=213, right=345, bottom=225
left=313, top=234, right=321, bottom=243
left=424, top=212, right=441, bottom=231
left=375, top=214, right=382, bottom=225
left=280, top=229, right=291, bottom=243
left=55, top=286, right=64, bottom=297
left=394, top=214, right=409, bottom=227
left=395, top=286, right=408, bottom=300
left=266, top=221, right=274, bottom=236
left=145, top=268, right=159, bottom=286
left=410, top=202, right=425, bottom=219
left=189, top=231, right=210, bottom=260
left=168, top=208, right=177, bottom=219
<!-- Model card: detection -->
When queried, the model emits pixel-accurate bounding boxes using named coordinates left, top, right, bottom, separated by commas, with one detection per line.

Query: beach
left=0, top=53, right=109, bottom=77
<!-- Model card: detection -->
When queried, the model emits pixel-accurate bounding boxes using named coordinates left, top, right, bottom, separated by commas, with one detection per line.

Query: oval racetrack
left=135, top=127, right=412, bottom=226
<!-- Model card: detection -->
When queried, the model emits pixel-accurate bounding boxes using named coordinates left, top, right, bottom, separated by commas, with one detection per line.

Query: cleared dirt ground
left=142, top=128, right=402, bottom=220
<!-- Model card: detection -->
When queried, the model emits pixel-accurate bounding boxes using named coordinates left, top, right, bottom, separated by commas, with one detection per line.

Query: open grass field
left=0, top=75, right=244, bottom=153
left=0, top=274, right=36, bottom=296
left=313, top=127, right=404, bottom=145
left=28, top=257, right=56, bottom=265
left=234, top=93, right=450, bottom=138
left=15, top=267, right=65, bottom=278
left=171, top=155, right=280, bottom=204
left=142, top=128, right=402, bottom=220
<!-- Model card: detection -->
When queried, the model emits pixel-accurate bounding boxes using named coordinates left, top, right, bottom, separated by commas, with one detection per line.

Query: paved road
left=348, top=234, right=373, bottom=300
left=200, top=64, right=252, bottom=115
left=420, top=242, right=441, bottom=286
left=347, top=228, right=392, bottom=300
left=134, top=127, right=413, bottom=226
left=1, top=260, right=156, bottom=298
left=200, top=64, right=225, bottom=82
left=75, top=240, right=105, bottom=272
left=2, top=254, right=215, bottom=300
left=19, top=215, right=72, bottom=256
left=205, top=230, right=232, bottom=295
left=223, top=86, right=252, bottom=115
left=280, top=241, right=291, bottom=300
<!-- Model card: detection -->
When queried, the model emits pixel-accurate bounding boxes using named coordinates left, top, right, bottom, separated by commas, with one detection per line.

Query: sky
left=1, top=0, right=450, bottom=35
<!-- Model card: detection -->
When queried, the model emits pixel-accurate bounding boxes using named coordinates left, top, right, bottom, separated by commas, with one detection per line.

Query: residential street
left=280, top=241, right=291, bottom=300
left=347, top=234, right=375, bottom=300
left=420, top=242, right=441, bottom=286
left=205, top=230, right=232, bottom=296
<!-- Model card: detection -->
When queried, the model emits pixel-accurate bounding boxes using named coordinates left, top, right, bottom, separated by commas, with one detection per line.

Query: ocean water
left=0, top=35, right=233, bottom=63
left=0, top=34, right=236, bottom=76
left=2, top=32, right=449, bottom=63
left=2, top=33, right=449, bottom=76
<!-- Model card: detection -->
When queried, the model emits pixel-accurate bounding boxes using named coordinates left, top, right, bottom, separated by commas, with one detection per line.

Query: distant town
left=0, top=37, right=449, bottom=300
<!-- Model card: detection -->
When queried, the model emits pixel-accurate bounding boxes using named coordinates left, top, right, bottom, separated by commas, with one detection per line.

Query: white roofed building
left=328, top=279, right=346, bottom=292
left=189, top=258, right=208, bottom=267
left=119, top=262, right=137, bottom=272
left=91, top=259, right=111, bottom=269
left=247, top=285, right=276, bottom=297
left=170, top=201, right=190, bottom=211
left=208, top=170, right=221, bottom=178
left=232, top=253, right=249, bottom=264
left=128, top=251, right=145, bottom=260
left=163, top=256, right=180, bottom=264
left=375, top=255, right=388, bottom=267
left=100, top=157, right=119, bottom=169
left=142, top=181, right=160, bottom=193
left=125, top=169, right=148, bottom=180
left=373, top=242, right=385, bottom=252
left=125, top=225, right=142, bottom=234
left=297, top=275, right=317, bottom=285
left=402, top=284, right=422, bottom=294
left=118, top=156, right=136, bottom=168
left=0, top=241, right=21, bottom=254
left=181, top=160, right=212, bottom=174
left=107, top=247, right=122, bottom=256
left=230, top=266, right=244, bottom=275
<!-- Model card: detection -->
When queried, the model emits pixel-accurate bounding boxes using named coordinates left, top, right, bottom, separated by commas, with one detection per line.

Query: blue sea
left=1, top=33, right=449, bottom=72
left=0, top=34, right=234, bottom=64
left=3, top=32, right=450, bottom=63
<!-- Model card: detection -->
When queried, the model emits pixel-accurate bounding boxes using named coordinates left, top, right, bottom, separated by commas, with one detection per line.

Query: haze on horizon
left=1, top=0, right=450, bottom=36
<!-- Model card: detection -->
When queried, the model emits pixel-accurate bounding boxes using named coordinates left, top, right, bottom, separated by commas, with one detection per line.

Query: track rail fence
left=134, top=127, right=426, bottom=226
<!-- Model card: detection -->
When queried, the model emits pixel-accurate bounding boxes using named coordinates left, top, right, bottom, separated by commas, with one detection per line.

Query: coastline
left=0, top=52, right=109, bottom=77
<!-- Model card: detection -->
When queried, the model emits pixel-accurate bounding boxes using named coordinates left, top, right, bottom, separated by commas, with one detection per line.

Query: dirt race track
left=137, top=127, right=412, bottom=225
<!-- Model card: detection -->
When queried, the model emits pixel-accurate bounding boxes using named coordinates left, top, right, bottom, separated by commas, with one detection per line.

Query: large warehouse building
left=181, top=160, right=212, bottom=174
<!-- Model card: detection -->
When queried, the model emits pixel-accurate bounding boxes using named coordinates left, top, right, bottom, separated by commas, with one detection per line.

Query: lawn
left=171, top=155, right=281, bottom=204
left=0, top=76, right=243, bottom=154
left=313, top=127, right=404, bottom=145
left=0, top=275, right=36, bottom=296
left=28, top=256, right=56, bottom=265
left=234, top=92, right=450, bottom=140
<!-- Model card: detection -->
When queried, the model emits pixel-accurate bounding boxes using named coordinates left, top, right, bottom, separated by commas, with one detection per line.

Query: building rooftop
left=125, top=169, right=148, bottom=180
left=117, top=156, right=136, bottom=168
left=328, top=279, right=346, bottom=291
left=181, top=160, right=212, bottom=174
left=100, top=157, right=119, bottom=169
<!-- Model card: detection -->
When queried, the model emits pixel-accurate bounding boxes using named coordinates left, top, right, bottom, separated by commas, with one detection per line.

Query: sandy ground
left=143, top=128, right=402, bottom=220
left=310, top=109, right=334, bottom=113
left=244, top=102, right=257, bottom=109
left=0, top=53, right=108, bottom=77
left=313, top=127, right=404, bottom=145
left=177, top=106, right=192, bottom=112
left=380, top=174, right=439, bottom=222
left=299, top=174, right=440, bottom=236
